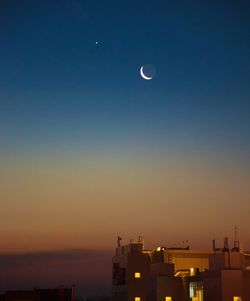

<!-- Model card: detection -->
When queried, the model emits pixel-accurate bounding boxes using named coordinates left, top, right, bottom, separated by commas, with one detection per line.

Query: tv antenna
left=232, top=226, right=240, bottom=252
left=117, top=236, right=122, bottom=247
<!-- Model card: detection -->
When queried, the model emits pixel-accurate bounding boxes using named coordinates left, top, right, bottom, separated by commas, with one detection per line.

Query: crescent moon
left=140, top=66, right=152, bottom=80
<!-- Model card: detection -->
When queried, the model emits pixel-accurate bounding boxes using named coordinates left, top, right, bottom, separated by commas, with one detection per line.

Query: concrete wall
left=127, top=253, right=150, bottom=301
left=112, top=244, right=151, bottom=301
left=203, top=271, right=222, bottom=301
left=221, top=270, right=243, bottom=301
left=164, top=250, right=210, bottom=273
left=209, top=252, right=244, bottom=271
left=156, top=276, right=187, bottom=301
left=243, top=270, right=250, bottom=300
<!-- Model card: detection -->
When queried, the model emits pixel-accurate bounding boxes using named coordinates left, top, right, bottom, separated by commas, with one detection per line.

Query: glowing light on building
left=134, top=272, right=141, bottom=278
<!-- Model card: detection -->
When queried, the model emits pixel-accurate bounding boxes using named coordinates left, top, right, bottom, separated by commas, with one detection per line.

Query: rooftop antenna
left=232, top=226, right=240, bottom=252
left=212, top=239, right=216, bottom=252
left=223, top=237, right=229, bottom=252
left=117, top=236, right=122, bottom=247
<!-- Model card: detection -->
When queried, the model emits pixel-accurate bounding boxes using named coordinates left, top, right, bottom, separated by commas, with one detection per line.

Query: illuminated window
left=165, top=297, right=172, bottom=301
left=134, top=272, right=141, bottom=278
left=189, top=282, right=203, bottom=301
left=135, top=297, right=141, bottom=301
left=233, top=297, right=242, bottom=301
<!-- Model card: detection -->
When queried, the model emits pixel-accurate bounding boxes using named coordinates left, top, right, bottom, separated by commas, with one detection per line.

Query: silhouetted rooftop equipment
left=166, top=246, right=190, bottom=250
left=117, top=236, right=122, bottom=247
left=212, top=239, right=222, bottom=252
left=232, top=226, right=240, bottom=252
left=223, top=237, right=229, bottom=252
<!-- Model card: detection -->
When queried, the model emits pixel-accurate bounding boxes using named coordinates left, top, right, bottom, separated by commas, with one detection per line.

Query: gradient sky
left=0, top=0, right=250, bottom=292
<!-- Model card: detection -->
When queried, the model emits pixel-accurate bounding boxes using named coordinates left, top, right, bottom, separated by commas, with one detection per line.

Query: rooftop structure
left=111, top=236, right=250, bottom=301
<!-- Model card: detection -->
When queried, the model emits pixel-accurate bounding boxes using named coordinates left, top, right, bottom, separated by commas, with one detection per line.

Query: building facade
left=111, top=237, right=250, bottom=301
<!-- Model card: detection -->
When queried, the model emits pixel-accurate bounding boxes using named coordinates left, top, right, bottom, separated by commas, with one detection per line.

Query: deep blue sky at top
left=0, top=0, right=250, bottom=158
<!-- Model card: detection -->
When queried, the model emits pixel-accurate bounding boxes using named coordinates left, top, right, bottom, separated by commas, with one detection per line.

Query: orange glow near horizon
left=0, top=151, right=249, bottom=254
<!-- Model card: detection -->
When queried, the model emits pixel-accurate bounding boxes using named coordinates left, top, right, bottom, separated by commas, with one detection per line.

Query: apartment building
left=111, top=237, right=250, bottom=301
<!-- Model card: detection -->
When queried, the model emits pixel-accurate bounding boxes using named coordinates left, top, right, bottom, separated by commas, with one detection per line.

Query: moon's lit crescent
left=140, top=66, right=153, bottom=80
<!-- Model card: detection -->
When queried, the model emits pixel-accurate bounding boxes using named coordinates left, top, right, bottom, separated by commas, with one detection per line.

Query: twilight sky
left=0, top=0, right=250, bottom=288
